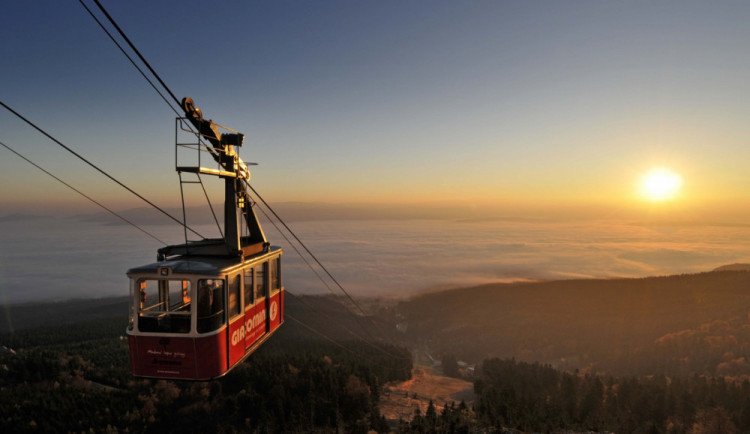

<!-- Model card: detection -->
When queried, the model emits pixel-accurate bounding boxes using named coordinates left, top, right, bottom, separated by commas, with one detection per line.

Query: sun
left=639, top=168, right=683, bottom=201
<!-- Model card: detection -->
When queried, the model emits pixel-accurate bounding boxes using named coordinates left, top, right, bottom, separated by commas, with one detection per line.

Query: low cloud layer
left=279, top=219, right=750, bottom=299
left=2, top=217, right=750, bottom=304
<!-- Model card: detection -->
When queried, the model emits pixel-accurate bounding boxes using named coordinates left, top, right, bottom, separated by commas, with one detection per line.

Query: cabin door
left=244, top=263, right=267, bottom=349
left=227, top=273, right=245, bottom=366
left=268, top=257, right=282, bottom=332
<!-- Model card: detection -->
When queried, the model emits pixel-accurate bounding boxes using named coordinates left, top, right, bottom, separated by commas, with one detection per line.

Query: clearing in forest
left=379, top=366, right=474, bottom=422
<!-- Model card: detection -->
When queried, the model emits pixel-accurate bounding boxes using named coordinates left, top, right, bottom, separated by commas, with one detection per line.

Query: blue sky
left=3, top=1, right=750, bottom=218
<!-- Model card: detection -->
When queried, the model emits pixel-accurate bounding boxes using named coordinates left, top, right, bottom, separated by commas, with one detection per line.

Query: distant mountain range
left=396, top=269, right=750, bottom=375
left=0, top=213, right=49, bottom=222
left=8, top=201, right=750, bottom=226
left=12, top=201, right=750, bottom=225
left=713, top=263, right=750, bottom=272
left=67, top=202, right=510, bottom=224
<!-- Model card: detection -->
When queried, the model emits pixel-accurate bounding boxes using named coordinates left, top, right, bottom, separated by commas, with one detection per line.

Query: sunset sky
left=3, top=1, right=750, bottom=220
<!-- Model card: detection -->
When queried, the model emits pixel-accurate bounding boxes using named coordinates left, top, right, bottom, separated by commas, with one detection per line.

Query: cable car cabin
left=126, top=97, right=284, bottom=380
left=126, top=247, right=283, bottom=380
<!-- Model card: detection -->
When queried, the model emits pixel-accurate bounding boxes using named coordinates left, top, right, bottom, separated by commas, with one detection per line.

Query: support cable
left=252, top=195, right=407, bottom=360
left=81, top=0, right=229, bottom=236
left=197, top=173, right=224, bottom=239
left=247, top=183, right=364, bottom=314
left=81, top=0, right=218, bottom=174
left=247, top=182, right=399, bottom=345
left=0, top=139, right=166, bottom=245
left=248, top=193, right=403, bottom=359
left=0, top=100, right=205, bottom=239
left=78, top=0, right=181, bottom=118
left=285, top=313, right=357, bottom=356
left=253, top=204, right=338, bottom=296
left=285, top=291, right=404, bottom=359
left=91, top=0, right=182, bottom=108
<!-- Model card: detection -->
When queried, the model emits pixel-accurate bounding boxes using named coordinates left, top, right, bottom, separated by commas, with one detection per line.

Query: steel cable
left=0, top=100, right=204, bottom=239
left=0, top=139, right=166, bottom=245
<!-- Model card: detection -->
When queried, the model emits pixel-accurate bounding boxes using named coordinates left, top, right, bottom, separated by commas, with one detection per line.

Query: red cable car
left=126, top=98, right=284, bottom=380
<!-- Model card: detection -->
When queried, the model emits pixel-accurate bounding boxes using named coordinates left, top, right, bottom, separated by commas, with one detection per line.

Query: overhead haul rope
left=78, top=0, right=181, bottom=118
left=284, top=291, right=405, bottom=359
left=254, top=192, right=405, bottom=358
left=247, top=182, right=403, bottom=352
left=254, top=201, right=406, bottom=359
left=89, top=0, right=181, bottom=109
left=81, top=0, right=215, bottom=164
left=246, top=183, right=372, bottom=318
left=285, top=314, right=357, bottom=356
left=0, top=100, right=205, bottom=240
left=81, top=0, right=232, bottom=241
left=253, top=203, right=338, bottom=296
left=81, top=0, right=222, bottom=182
left=81, top=0, right=408, bottom=361
left=254, top=200, right=406, bottom=359
left=0, top=139, right=167, bottom=245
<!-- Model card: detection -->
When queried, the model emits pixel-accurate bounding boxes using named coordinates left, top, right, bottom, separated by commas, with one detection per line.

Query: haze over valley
left=3, top=207, right=750, bottom=304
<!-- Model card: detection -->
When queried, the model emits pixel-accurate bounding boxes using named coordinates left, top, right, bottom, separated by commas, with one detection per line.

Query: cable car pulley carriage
left=126, top=98, right=284, bottom=380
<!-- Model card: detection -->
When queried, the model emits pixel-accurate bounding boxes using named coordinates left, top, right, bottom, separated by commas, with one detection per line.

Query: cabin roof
left=127, top=245, right=282, bottom=277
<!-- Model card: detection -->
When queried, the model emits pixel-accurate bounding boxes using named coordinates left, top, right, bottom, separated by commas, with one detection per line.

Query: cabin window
left=255, top=263, right=266, bottom=299
left=277, top=257, right=282, bottom=289
left=197, top=279, right=225, bottom=333
left=228, top=274, right=241, bottom=318
left=137, top=279, right=191, bottom=333
left=169, top=280, right=191, bottom=311
left=243, top=267, right=254, bottom=307
left=271, top=256, right=281, bottom=292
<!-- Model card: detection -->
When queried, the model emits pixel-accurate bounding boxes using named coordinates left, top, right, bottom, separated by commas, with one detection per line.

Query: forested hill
left=0, top=296, right=129, bottom=333
left=0, top=293, right=400, bottom=344
left=0, top=294, right=412, bottom=432
left=398, top=270, right=750, bottom=375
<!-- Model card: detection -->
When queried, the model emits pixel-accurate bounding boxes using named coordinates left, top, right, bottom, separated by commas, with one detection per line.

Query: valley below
left=3, top=268, right=750, bottom=432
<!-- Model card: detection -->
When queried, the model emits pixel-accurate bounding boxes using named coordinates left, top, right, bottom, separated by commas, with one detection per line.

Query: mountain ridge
left=396, top=269, right=750, bottom=375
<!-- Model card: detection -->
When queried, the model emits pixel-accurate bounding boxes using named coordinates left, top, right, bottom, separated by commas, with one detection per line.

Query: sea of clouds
left=1, top=216, right=750, bottom=304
